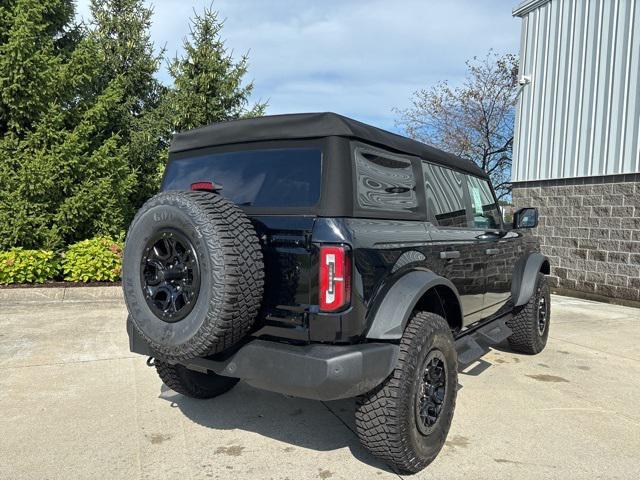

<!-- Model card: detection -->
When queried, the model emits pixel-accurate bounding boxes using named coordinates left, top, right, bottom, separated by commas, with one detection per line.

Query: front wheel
left=355, top=312, right=457, bottom=474
left=507, top=273, right=551, bottom=354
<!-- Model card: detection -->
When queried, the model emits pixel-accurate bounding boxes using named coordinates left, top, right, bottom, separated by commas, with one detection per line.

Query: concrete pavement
left=0, top=292, right=638, bottom=479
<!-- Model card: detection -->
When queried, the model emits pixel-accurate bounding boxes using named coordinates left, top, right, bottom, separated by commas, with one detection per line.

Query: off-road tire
left=123, top=191, right=264, bottom=361
left=507, top=273, right=550, bottom=354
left=155, top=361, right=239, bottom=399
left=355, top=312, right=457, bottom=474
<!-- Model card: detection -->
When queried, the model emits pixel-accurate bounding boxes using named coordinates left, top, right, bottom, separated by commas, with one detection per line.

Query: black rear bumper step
left=183, top=340, right=399, bottom=401
left=129, top=314, right=511, bottom=400
left=128, top=319, right=399, bottom=401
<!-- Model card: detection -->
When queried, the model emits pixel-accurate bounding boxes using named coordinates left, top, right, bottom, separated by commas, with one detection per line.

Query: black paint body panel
left=155, top=134, right=543, bottom=346
left=234, top=215, right=539, bottom=344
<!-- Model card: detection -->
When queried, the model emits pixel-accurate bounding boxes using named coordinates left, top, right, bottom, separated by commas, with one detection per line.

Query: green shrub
left=62, top=236, right=124, bottom=282
left=0, top=248, right=61, bottom=284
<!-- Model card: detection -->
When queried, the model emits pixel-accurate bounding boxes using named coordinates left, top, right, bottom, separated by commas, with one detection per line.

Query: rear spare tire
left=122, top=191, right=264, bottom=361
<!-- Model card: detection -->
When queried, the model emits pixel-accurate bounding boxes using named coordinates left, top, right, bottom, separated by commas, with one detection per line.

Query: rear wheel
left=507, top=273, right=550, bottom=354
left=355, top=312, right=457, bottom=474
left=155, top=361, right=239, bottom=399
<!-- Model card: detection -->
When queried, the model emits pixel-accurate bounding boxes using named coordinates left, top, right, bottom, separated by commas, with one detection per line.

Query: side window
left=466, top=176, right=502, bottom=229
left=354, top=149, right=418, bottom=212
left=423, top=162, right=468, bottom=227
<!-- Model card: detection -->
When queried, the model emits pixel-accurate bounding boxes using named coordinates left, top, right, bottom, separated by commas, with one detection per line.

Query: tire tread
left=507, top=273, right=550, bottom=354
left=355, top=312, right=457, bottom=473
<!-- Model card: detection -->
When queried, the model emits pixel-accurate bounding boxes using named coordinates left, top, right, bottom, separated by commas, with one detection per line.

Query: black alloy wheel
left=415, top=350, right=448, bottom=435
left=140, top=229, right=200, bottom=322
left=537, top=288, right=548, bottom=335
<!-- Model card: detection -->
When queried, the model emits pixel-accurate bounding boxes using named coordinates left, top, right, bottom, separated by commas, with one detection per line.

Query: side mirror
left=513, top=207, right=538, bottom=229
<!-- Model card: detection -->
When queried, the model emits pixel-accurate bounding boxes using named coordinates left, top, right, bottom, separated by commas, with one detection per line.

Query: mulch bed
left=0, top=281, right=122, bottom=289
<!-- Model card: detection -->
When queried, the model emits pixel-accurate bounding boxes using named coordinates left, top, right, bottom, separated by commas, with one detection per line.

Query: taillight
left=319, top=245, right=351, bottom=312
left=191, top=181, right=222, bottom=192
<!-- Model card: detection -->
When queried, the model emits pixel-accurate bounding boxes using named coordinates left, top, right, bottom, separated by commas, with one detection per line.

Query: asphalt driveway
left=0, top=289, right=638, bottom=479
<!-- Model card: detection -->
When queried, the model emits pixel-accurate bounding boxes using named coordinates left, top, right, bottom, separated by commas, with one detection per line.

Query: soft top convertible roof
left=169, top=112, right=488, bottom=178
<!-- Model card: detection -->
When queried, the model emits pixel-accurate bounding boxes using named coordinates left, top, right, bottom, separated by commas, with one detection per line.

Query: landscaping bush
left=0, top=248, right=61, bottom=285
left=62, top=236, right=124, bottom=282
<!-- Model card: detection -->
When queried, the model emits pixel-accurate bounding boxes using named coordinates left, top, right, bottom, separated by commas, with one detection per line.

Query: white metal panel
left=512, top=0, right=640, bottom=181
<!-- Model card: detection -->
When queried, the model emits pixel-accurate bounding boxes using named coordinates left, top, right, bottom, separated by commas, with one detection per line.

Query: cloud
left=75, top=0, right=520, bottom=131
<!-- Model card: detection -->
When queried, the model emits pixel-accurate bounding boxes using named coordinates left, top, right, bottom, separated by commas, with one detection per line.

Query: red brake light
left=319, top=245, right=351, bottom=312
left=191, top=181, right=222, bottom=192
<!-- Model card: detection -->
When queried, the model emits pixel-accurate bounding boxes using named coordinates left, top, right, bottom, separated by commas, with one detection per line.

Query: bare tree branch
left=395, top=51, right=519, bottom=200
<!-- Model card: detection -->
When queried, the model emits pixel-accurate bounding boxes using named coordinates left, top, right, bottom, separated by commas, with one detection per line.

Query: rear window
left=162, top=148, right=322, bottom=208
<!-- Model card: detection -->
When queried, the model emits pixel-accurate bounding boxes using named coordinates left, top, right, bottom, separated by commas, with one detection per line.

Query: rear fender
left=365, top=269, right=462, bottom=340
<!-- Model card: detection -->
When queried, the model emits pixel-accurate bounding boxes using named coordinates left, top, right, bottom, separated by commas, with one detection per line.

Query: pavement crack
left=4, top=355, right=139, bottom=370
left=132, top=359, right=143, bottom=480
left=320, top=401, right=357, bottom=436
left=320, top=401, right=404, bottom=479
left=550, top=336, right=639, bottom=363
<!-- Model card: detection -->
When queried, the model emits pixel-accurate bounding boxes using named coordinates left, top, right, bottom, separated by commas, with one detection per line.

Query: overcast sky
left=76, top=0, right=521, bottom=131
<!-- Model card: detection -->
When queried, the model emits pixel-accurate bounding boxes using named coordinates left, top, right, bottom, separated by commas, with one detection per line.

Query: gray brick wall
left=512, top=173, right=640, bottom=303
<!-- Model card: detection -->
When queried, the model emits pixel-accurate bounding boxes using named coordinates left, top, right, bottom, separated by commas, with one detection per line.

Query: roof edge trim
left=512, top=0, right=551, bottom=17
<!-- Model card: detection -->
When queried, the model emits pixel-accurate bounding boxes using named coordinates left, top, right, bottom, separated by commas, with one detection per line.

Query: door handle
left=477, top=232, right=502, bottom=240
left=485, top=248, right=500, bottom=255
left=440, top=250, right=461, bottom=259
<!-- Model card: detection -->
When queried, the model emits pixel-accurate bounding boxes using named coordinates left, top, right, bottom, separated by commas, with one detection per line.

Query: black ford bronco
left=123, top=112, right=550, bottom=474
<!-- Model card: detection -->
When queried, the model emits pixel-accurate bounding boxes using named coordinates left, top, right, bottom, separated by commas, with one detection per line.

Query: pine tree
left=90, top=0, right=160, bottom=110
left=0, top=1, right=267, bottom=250
left=0, top=0, right=77, bottom=136
left=167, top=6, right=266, bottom=134
left=0, top=1, right=139, bottom=249
left=0, top=77, right=137, bottom=249
left=88, top=0, right=167, bottom=210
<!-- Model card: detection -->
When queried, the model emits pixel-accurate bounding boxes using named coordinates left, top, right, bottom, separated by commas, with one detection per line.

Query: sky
left=76, top=0, right=522, bottom=132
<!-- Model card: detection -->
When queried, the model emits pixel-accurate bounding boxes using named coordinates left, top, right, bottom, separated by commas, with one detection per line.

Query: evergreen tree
left=89, top=0, right=167, bottom=209
left=0, top=1, right=266, bottom=250
left=90, top=0, right=161, bottom=112
left=0, top=1, right=140, bottom=249
left=0, top=0, right=77, bottom=136
left=0, top=77, right=136, bottom=249
left=167, top=6, right=266, bottom=134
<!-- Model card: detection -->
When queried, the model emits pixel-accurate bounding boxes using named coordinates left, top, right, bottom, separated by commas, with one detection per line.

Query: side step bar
left=454, top=316, right=512, bottom=369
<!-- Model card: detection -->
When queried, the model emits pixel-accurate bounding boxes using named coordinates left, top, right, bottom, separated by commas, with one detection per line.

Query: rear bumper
left=128, top=321, right=398, bottom=401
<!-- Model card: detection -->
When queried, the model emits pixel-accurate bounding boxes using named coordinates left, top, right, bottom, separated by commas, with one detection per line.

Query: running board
left=454, top=316, right=512, bottom=369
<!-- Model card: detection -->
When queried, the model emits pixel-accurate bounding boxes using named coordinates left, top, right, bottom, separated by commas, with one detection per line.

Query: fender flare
left=511, top=252, right=550, bottom=307
left=365, top=270, right=462, bottom=340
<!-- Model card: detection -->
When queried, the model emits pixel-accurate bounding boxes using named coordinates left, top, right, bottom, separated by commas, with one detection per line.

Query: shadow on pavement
left=158, top=382, right=396, bottom=474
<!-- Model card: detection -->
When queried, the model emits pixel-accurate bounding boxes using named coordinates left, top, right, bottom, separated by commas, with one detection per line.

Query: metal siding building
left=513, top=0, right=640, bottom=180
left=512, top=0, right=640, bottom=304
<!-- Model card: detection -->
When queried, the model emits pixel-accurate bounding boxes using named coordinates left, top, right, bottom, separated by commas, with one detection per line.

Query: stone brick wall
left=512, top=173, right=640, bottom=304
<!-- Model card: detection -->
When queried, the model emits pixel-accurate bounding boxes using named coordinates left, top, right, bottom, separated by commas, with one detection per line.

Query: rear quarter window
left=354, top=148, right=418, bottom=213
left=162, top=148, right=322, bottom=208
